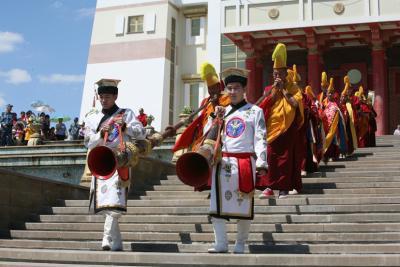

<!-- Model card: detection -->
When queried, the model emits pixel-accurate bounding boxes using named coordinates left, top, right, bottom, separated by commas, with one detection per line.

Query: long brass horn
left=175, top=114, right=223, bottom=187
left=87, top=125, right=151, bottom=180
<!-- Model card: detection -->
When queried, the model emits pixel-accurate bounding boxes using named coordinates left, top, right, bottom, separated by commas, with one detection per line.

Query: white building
left=81, top=0, right=400, bottom=134
left=80, top=0, right=222, bottom=131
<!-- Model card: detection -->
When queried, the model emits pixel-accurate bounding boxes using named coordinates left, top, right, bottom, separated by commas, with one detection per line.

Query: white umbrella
left=30, top=100, right=45, bottom=108
left=35, top=105, right=55, bottom=113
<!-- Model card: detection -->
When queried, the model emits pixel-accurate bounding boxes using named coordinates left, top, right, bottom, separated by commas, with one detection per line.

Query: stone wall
left=0, top=169, right=89, bottom=237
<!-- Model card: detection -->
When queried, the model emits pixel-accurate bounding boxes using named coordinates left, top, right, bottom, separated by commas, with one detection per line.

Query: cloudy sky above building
left=0, top=0, right=96, bottom=120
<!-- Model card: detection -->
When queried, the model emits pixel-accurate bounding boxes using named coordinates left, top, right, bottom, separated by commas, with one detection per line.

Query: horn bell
left=87, top=145, right=117, bottom=180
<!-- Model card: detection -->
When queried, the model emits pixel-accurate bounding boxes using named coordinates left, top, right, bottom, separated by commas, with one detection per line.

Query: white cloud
left=52, top=1, right=63, bottom=8
left=0, top=69, right=32, bottom=85
left=0, top=32, right=24, bottom=53
left=77, top=7, right=95, bottom=19
left=38, top=74, right=85, bottom=84
left=0, top=94, right=6, bottom=108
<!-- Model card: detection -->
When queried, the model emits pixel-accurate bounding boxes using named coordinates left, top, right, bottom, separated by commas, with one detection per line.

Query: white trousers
left=102, top=210, right=123, bottom=251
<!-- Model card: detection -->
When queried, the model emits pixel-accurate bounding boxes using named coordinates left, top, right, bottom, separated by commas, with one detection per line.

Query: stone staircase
left=0, top=136, right=400, bottom=266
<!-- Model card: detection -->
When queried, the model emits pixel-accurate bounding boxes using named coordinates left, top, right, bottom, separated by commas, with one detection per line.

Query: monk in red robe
left=339, top=76, right=358, bottom=156
left=172, top=62, right=230, bottom=190
left=322, top=78, right=347, bottom=162
left=301, top=85, right=321, bottom=176
left=257, top=43, right=304, bottom=199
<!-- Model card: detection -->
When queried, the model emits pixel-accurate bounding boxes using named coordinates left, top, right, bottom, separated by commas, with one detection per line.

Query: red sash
left=222, top=152, right=254, bottom=193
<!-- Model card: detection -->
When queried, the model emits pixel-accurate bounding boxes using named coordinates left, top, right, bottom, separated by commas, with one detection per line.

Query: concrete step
left=143, top=188, right=400, bottom=197
left=161, top=176, right=400, bottom=186
left=22, top=222, right=400, bottom=233
left=9, top=230, right=400, bottom=243
left=306, top=171, right=400, bottom=178
left=140, top=193, right=400, bottom=200
left=61, top=196, right=400, bottom=207
left=152, top=182, right=400, bottom=191
left=318, top=166, right=400, bottom=172
left=1, top=240, right=400, bottom=254
left=38, top=213, right=400, bottom=224
left=1, top=248, right=400, bottom=266
left=47, top=204, right=400, bottom=215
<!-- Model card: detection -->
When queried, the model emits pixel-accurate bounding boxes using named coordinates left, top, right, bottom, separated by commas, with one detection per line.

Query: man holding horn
left=85, top=78, right=146, bottom=251
left=207, top=68, right=268, bottom=254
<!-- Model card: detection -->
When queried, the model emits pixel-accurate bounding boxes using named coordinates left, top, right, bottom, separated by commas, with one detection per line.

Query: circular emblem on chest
left=226, top=117, right=246, bottom=138
left=101, top=184, right=108, bottom=194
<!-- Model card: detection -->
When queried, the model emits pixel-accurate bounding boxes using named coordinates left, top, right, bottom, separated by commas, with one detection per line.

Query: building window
left=189, top=83, right=200, bottom=110
left=169, top=18, right=176, bottom=125
left=191, top=18, right=201, bottom=37
left=221, top=35, right=246, bottom=71
left=186, top=17, right=205, bottom=45
left=128, top=15, right=144, bottom=33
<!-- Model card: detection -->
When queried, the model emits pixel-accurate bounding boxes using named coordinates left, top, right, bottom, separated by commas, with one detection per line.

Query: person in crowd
left=55, top=117, right=67, bottom=140
left=136, top=108, right=148, bottom=127
left=13, top=121, right=25, bottom=146
left=78, top=122, right=86, bottom=140
left=0, top=104, right=17, bottom=146
left=69, top=117, right=80, bottom=140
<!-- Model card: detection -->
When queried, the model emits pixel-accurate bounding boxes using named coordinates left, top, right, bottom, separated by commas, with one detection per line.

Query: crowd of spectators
left=0, top=104, right=85, bottom=146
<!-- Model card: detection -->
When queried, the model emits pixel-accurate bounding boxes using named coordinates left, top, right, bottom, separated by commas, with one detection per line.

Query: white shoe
left=289, top=189, right=299, bottom=195
left=233, top=242, right=245, bottom=254
left=102, top=236, right=112, bottom=251
left=207, top=243, right=228, bottom=253
left=301, top=170, right=307, bottom=177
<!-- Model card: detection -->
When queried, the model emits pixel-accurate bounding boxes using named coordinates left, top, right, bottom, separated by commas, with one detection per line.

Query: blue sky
left=0, top=0, right=96, bottom=122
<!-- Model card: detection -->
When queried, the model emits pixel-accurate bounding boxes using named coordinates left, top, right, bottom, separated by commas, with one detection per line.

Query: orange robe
left=172, top=93, right=230, bottom=152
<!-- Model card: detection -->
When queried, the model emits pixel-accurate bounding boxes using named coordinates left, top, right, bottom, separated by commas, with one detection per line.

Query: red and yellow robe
left=256, top=82, right=304, bottom=191
left=172, top=93, right=230, bottom=152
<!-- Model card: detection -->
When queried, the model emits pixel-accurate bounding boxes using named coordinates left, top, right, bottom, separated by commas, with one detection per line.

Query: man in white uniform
left=85, top=79, right=146, bottom=251
left=208, top=68, right=268, bottom=254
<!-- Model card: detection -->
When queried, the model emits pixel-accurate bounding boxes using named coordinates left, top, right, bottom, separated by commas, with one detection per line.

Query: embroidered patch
left=107, top=123, right=119, bottom=142
left=101, top=184, right=108, bottom=194
left=226, top=117, right=246, bottom=138
left=225, top=190, right=232, bottom=201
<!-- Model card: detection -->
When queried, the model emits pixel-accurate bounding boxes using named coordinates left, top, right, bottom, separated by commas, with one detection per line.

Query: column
left=245, top=56, right=257, bottom=103
left=255, top=60, right=264, bottom=101
left=372, top=47, right=388, bottom=135
left=305, top=28, right=321, bottom=92
left=307, top=52, right=320, bottom=92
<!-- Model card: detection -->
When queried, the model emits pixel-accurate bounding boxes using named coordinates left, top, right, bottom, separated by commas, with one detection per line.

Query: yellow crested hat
left=321, top=72, right=328, bottom=87
left=341, top=76, right=350, bottom=97
left=305, top=85, right=316, bottom=99
left=286, top=65, right=301, bottom=84
left=327, top=77, right=335, bottom=93
left=358, top=85, right=364, bottom=96
left=272, top=43, right=287, bottom=69
left=200, top=62, right=220, bottom=87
